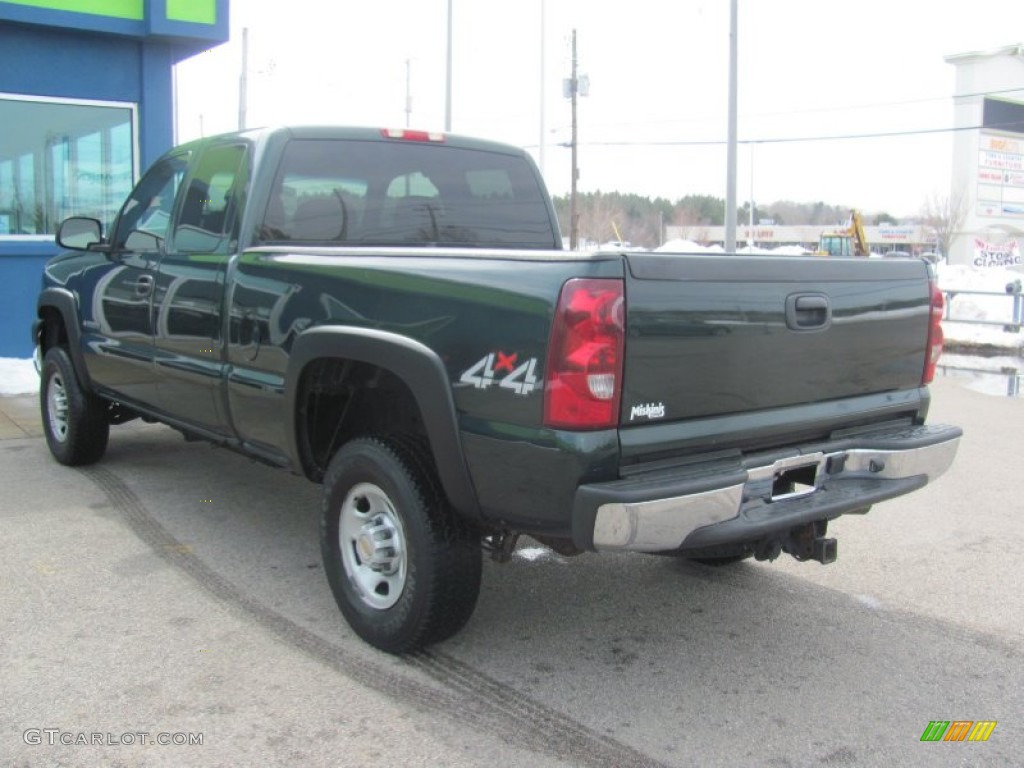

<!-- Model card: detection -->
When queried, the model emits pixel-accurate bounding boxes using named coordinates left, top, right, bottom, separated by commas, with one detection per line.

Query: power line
left=743, top=85, right=1024, bottom=120
left=553, top=121, right=1023, bottom=148
left=554, top=86, right=1024, bottom=133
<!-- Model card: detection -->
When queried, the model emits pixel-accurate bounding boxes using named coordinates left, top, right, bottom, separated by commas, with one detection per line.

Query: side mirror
left=57, top=217, right=104, bottom=250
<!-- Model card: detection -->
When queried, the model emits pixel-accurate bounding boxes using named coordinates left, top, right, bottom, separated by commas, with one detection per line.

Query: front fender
left=36, top=287, right=91, bottom=390
left=284, top=326, right=481, bottom=518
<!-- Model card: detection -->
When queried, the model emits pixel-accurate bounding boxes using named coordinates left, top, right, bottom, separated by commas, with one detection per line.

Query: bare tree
left=920, top=185, right=969, bottom=260
left=575, top=194, right=623, bottom=246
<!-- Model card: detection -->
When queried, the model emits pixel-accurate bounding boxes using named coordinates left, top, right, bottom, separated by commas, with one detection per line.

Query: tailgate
left=621, top=253, right=932, bottom=425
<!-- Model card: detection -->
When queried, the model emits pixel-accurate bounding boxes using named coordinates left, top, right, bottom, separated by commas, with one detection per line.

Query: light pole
left=445, top=0, right=453, bottom=131
left=405, top=59, right=412, bottom=127
left=725, top=0, right=738, bottom=252
left=238, top=26, right=248, bottom=131
left=748, top=141, right=755, bottom=246
left=538, top=0, right=546, bottom=177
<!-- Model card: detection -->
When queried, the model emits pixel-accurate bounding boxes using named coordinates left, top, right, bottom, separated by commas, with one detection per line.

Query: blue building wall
left=0, top=1, right=228, bottom=358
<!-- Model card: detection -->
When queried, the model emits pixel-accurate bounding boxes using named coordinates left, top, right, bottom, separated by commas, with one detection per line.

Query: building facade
left=665, top=224, right=933, bottom=254
left=0, top=0, right=229, bottom=357
left=946, top=44, right=1024, bottom=267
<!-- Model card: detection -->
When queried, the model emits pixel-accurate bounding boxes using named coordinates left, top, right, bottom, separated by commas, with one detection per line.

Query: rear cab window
left=258, top=139, right=556, bottom=248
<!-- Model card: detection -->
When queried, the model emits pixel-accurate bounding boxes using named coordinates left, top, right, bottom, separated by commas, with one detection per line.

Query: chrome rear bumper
left=577, top=424, right=961, bottom=553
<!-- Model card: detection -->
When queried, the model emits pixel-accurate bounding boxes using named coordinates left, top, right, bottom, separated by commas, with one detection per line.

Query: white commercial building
left=946, top=44, right=1024, bottom=267
left=664, top=224, right=930, bottom=253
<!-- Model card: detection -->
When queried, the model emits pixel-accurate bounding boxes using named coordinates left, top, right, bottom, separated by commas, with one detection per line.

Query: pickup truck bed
left=34, top=126, right=960, bottom=653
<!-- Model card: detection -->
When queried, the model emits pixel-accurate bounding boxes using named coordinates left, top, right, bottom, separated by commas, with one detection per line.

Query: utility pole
left=238, top=27, right=248, bottom=131
left=724, top=0, right=738, bottom=252
left=570, top=28, right=579, bottom=250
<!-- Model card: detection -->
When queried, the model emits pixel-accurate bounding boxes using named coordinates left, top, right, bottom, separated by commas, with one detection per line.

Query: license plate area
left=748, top=453, right=826, bottom=502
left=772, top=463, right=819, bottom=501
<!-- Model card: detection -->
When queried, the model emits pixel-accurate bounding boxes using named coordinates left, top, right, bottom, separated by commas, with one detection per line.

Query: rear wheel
left=40, top=346, right=109, bottom=466
left=679, top=544, right=754, bottom=566
left=320, top=436, right=482, bottom=654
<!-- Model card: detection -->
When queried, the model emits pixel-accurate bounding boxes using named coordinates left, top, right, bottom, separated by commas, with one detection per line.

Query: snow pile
left=767, top=245, right=813, bottom=256
left=656, top=239, right=809, bottom=256
left=937, top=263, right=1023, bottom=353
left=654, top=238, right=717, bottom=253
left=0, top=357, right=39, bottom=396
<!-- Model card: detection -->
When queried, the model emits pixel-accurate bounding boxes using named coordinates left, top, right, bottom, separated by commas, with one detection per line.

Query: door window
left=112, top=153, right=190, bottom=251
left=174, top=143, right=248, bottom=253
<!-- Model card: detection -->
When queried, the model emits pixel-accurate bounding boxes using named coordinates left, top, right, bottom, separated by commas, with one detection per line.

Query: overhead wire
left=563, top=120, right=1024, bottom=147
left=529, top=87, right=1024, bottom=149
left=572, top=85, right=1024, bottom=131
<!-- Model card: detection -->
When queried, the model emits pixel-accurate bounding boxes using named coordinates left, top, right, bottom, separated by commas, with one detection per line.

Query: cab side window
left=112, top=153, right=190, bottom=251
left=174, top=144, right=248, bottom=253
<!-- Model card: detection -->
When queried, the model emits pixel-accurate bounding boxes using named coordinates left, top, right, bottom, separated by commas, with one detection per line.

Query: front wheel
left=40, top=346, right=109, bottom=466
left=320, top=436, right=482, bottom=654
left=686, top=553, right=753, bottom=566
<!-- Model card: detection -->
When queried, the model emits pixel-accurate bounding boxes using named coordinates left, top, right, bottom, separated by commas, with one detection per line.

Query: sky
left=173, top=0, right=1024, bottom=218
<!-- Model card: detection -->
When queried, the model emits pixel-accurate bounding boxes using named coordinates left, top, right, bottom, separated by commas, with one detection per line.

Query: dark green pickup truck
left=34, top=126, right=961, bottom=653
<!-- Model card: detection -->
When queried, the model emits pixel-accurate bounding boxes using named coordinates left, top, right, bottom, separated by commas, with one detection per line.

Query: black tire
left=686, top=553, right=753, bottom=566
left=40, top=346, right=109, bottom=466
left=678, top=544, right=754, bottom=566
left=320, top=436, right=482, bottom=654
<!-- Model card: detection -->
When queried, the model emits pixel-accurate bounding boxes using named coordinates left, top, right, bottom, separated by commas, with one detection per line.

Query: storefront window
left=0, top=94, right=136, bottom=236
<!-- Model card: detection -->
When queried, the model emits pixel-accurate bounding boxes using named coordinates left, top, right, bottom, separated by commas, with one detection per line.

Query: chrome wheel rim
left=47, top=371, right=69, bottom=443
left=338, top=483, right=407, bottom=610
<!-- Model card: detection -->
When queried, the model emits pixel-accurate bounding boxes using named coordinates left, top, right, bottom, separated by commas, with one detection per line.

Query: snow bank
left=767, top=245, right=813, bottom=256
left=654, top=238, right=715, bottom=253
left=655, top=240, right=807, bottom=256
left=0, top=358, right=39, bottom=396
left=937, top=264, right=1024, bottom=353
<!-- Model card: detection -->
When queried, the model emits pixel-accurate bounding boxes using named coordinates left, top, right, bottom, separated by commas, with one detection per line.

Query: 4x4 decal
left=459, top=352, right=539, bottom=395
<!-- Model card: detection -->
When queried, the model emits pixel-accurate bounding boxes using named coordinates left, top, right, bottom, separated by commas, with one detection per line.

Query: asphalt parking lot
left=1, top=377, right=1021, bottom=767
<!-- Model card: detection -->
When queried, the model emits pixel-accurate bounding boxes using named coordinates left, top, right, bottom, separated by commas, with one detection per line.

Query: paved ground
left=1, top=378, right=1021, bottom=767
left=0, top=392, right=42, bottom=440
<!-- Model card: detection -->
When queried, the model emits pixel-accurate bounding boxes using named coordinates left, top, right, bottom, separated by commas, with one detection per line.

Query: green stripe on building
left=0, top=0, right=143, bottom=20
left=166, top=0, right=215, bottom=24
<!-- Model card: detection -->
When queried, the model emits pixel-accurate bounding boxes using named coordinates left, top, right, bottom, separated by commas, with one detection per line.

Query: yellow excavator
left=817, top=209, right=870, bottom=257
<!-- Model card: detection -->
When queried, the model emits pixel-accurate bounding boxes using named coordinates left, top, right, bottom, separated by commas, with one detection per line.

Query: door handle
left=795, top=296, right=828, bottom=312
left=786, top=293, right=831, bottom=330
left=135, top=274, right=154, bottom=297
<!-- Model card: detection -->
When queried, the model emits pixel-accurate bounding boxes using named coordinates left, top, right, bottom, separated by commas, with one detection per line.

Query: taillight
left=544, top=278, right=625, bottom=429
left=922, top=280, right=944, bottom=384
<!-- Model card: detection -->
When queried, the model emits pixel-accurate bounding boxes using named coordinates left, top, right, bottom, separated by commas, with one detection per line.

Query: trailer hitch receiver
left=784, top=520, right=837, bottom=565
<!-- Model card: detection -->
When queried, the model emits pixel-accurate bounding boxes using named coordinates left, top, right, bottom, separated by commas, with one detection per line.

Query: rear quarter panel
left=224, top=247, right=623, bottom=529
